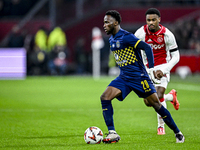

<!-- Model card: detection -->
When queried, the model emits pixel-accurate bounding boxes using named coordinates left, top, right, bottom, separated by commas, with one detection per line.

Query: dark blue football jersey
left=108, top=29, right=156, bottom=99
left=109, top=29, right=151, bottom=80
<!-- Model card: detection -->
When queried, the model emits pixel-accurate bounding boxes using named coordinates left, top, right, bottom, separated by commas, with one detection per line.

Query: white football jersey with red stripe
left=135, top=24, right=178, bottom=68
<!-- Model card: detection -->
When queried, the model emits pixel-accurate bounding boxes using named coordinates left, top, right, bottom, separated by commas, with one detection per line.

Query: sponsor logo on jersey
left=112, top=44, right=115, bottom=48
left=149, top=43, right=165, bottom=50
left=116, top=60, right=127, bottom=65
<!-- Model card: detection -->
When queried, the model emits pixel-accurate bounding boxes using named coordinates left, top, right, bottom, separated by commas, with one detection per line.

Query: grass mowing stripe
left=1, top=107, right=200, bottom=112
left=169, top=83, right=200, bottom=91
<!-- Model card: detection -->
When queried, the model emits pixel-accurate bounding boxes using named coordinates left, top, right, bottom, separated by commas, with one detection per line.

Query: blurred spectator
left=47, top=26, right=66, bottom=51
left=7, top=25, right=25, bottom=47
left=27, top=45, right=48, bottom=75
left=172, top=16, right=200, bottom=53
left=195, top=41, right=200, bottom=53
left=47, top=26, right=69, bottom=75
left=48, top=45, right=68, bottom=75
left=74, top=37, right=87, bottom=74
left=26, top=26, right=49, bottom=75
left=26, top=26, right=69, bottom=75
left=35, top=26, right=49, bottom=52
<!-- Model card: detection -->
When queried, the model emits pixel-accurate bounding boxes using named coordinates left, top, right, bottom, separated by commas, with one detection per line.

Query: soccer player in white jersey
left=135, top=8, right=180, bottom=135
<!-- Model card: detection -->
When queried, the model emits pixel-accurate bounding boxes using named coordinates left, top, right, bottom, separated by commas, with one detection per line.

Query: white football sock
left=164, top=93, right=173, bottom=102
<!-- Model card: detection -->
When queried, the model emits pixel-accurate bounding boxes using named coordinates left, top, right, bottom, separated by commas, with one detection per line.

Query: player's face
left=103, top=15, right=116, bottom=35
left=146, top=14, right=160, bottom=32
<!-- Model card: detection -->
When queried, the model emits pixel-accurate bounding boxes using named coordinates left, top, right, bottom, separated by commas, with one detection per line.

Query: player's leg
left=100, top=86, right=121, bottom=143
left=101, top=77, right=132, bottom=143
left=146, top=93, right=185, bottom=143
left=101, top=86, right=121, bottom=131
left=155, top=86, right=166, bottom=135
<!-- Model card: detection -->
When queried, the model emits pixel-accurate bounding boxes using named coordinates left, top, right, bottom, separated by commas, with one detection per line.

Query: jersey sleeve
left=165, top=28, right=178, bottom=51
left=123, top=33, right=141, bottom=49
left=160, top=50, right=180, bottom=74
left=134, top=26, right=145, bottom=41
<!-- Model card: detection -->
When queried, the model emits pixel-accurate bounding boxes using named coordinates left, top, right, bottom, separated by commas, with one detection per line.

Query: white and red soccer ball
left=84, top=126, right=103, bottom=144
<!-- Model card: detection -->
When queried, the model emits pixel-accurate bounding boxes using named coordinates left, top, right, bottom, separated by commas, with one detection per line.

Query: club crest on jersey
left=116, top=40, right=120, bottom=48
left=157, top=37, right=163, bottom=43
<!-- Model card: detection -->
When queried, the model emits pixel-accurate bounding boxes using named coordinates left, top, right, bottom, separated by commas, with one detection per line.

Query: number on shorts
left=141, top=80, right=150, bottom=90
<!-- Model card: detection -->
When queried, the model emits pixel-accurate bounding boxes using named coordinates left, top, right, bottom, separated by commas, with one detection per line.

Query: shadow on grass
left=0, top=135, right=86, bottom=148
left=0, top=143, right=87, bottom=149
left=20, top=134, right=83, bottom=139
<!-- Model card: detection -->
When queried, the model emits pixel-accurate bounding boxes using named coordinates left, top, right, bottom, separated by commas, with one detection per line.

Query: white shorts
left=154, top=64, right=170, bottom=89
left=147, top=64, right=170, bottom=89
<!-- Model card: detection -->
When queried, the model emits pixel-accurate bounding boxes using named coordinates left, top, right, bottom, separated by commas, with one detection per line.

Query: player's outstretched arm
left=160, top=50, right=180, bottom=75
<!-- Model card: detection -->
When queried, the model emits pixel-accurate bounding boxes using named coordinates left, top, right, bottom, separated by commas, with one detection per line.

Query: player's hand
left=149, top=68, right=161, bottom=84
left=155, top=70, right=163, bottom=80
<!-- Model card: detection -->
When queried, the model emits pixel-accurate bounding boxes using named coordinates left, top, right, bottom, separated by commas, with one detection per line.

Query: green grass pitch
left=0, top=75, right=200, bottom=150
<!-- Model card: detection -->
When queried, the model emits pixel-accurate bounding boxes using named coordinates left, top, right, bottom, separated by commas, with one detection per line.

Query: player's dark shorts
left=108, top=76, right=156, bottom=101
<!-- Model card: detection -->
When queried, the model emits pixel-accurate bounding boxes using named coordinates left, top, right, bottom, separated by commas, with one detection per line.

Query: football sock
left=164, top=93, right=173, bottom=101
left=159, top=98, right=165, bottom=102
left=101, top=100, right=115, bottom=131
left=156, top=105, right=180, bottom=134
left=157, top=100, right=167, bottom=128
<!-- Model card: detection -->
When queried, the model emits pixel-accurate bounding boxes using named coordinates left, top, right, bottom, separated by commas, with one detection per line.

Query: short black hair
left=145, top=8, right=161, bottom=17
left=105, top=10, right=122, bottom=24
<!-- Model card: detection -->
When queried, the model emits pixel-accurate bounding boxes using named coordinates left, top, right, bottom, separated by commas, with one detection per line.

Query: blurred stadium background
left=0, top=0, right=200, bottom=78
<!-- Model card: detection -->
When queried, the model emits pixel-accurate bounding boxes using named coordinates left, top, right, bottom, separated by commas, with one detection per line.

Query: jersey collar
left=147, top=24, right=164, bottom=35
left=111, top=28, right=124, bottom=39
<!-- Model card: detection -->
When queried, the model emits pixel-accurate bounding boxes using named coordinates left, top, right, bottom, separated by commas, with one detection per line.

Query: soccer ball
left=84, top=126, right=103, bottom=144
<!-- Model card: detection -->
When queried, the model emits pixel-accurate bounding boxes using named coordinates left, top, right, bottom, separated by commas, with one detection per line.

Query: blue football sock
left=101, top=100, right=115, bottom=131
left=156, top=105, right=180, bottom=133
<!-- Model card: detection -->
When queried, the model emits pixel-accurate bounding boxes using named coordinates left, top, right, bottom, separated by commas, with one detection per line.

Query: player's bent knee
left=100, top=94, right=106, bottom=100
left=144, top=99, right=152, bottom=107
left=157, top=94, right=164, bottom=100
left=151, top=101, right=162, bottom=111
left=100, top=93, right=110, bottom=101
left=145, top=93, right=162, bottom=110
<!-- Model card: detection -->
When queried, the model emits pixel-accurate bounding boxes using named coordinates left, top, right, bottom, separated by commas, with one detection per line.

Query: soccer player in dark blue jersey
left=101, top=10, right=185, bottom=143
